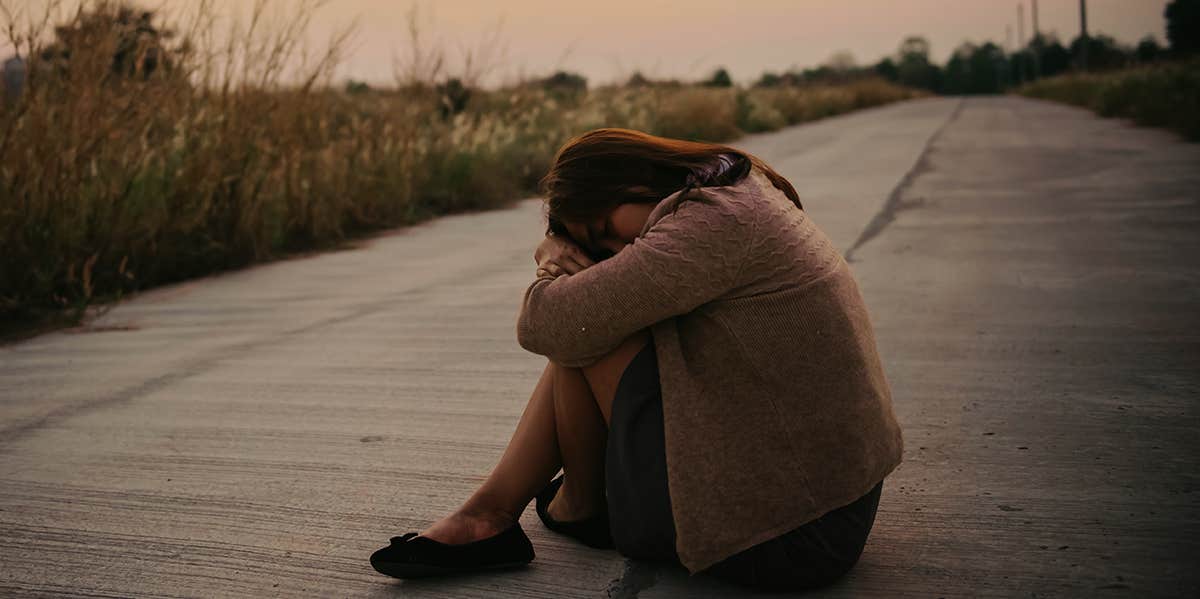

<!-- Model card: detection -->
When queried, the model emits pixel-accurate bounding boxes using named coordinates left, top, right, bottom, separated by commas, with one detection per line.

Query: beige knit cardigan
left=516, top=165, right=905, bottom=575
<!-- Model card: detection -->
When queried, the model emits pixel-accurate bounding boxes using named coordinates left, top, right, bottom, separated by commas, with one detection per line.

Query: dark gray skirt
left=604, top=342, right=886, bottom=590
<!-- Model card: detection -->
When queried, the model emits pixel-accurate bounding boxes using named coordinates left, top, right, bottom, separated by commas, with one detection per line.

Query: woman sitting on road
left=370, top=127, right=905, bottom=592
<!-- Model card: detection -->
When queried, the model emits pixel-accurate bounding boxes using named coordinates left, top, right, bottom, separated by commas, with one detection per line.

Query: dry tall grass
left=0, top=1, right=921, bottom=333
left=1017, top=59, right=1200, bottom=141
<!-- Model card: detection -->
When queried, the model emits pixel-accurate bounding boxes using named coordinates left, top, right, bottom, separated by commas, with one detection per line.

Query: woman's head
left=537, top=127, right=802, bottom=260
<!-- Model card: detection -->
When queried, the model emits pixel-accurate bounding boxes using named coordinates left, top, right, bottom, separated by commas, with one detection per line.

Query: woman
left=370, top=128, right=905, bottom=591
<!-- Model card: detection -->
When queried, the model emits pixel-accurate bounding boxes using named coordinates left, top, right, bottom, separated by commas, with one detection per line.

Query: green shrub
left=1017, top=59, right=1200, bottom=140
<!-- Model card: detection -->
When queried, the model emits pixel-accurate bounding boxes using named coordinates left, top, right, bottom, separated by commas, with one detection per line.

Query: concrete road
left=1, top=96, right=1197, bottom=597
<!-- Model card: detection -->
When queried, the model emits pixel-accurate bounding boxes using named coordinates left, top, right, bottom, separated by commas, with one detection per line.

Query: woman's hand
left=534, top=233, right=596, bottom=278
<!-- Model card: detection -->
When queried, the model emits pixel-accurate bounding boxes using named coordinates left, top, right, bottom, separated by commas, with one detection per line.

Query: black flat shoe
left=369, top=521, right=535, bottom=579
left=535, top=474, right=614, bottom=549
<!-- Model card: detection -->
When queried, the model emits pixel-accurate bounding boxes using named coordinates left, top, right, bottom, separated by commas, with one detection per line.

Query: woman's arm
left=533, top=233, right=596, bottom=279
left=516, top=190, right=755, bottom=368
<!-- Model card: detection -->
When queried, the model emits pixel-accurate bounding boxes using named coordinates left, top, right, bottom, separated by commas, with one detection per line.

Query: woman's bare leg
left=416, top=360, right=566, bottom=544
left=551, top=330, right=652, bottom=519
left=543, top=357, right=609, bottom=521
left=417, top=330, right=651, bottom=544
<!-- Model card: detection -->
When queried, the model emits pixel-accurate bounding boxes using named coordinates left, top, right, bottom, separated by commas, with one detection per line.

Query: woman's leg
left=550, top=329, right=653, bottom=518
left=416, top=330, right=651, bottom=544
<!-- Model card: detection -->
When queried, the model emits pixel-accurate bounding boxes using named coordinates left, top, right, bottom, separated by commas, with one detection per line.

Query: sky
left=14, top=0, right=1172, bottom=89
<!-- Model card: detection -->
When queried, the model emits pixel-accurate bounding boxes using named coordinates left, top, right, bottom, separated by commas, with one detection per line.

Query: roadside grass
left=1016, top=59, right=1200, bottom=141
left=0, top=0, right=922, bottom=338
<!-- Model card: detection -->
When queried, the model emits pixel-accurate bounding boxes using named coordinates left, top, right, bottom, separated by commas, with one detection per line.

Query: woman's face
left=562, top=202, right=657, bottom=261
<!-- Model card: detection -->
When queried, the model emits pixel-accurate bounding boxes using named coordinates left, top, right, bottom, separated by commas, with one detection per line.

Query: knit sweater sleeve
left=516, top=190, right=753, bottom=368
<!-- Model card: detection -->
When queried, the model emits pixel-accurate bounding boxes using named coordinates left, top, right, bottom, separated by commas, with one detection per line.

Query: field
left=0, top=1, right=922, bottom=334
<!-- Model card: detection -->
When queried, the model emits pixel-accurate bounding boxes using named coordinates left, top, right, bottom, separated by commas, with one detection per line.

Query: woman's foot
left=372, top=516, right=535, bottom=579
left=546, top=476, right=604, bottom=523
left=418, top=507, right=516, bottom=545
left=536, top=474, right=615, bottom=549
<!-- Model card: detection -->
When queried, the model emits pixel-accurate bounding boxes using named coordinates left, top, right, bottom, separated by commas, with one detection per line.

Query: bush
left=1017, top=59, right=1200, bottom=140
left=653, top=87, right=742, bottom=141
left=703, top=67, right=733, bottom=88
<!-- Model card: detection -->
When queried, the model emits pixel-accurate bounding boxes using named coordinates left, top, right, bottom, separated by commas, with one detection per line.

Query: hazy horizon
left=286, top=0, right=1172, bottom=88
left=14, top=0, right=1172, bottom=89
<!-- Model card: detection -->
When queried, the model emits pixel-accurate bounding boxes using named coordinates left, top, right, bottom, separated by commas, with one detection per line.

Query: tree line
left=6, top=0, right=1199, bottom=100
left=748, top=0, right=1199, bottom=95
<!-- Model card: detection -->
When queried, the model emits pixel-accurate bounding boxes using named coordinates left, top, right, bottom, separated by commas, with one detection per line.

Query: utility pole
left=1016, top=3, right=1027, bottom=84
left=1031, top=0, right=1041, bottom=78
left=1079, top=0, right=1089, bottom=70
left=1018, top=3, right=1026, bottom=48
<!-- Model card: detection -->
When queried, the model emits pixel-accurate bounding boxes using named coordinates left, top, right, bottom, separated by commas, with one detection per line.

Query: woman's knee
left=579, top=330, right=650, bottom=388
left=549, top=329, right=650, bottom=425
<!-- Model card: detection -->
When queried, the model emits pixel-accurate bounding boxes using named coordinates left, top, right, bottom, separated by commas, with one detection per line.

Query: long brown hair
left=537, top=128, right=802, bottom=240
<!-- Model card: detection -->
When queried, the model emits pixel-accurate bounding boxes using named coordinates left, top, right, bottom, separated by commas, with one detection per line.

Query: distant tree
left=38, top=1, right=181, bottom=80
left=345, top=79, right=371, bottom=94
left=627, top=71, right=650, bottom=87
left=436, top=77, right=470, bottom=119
left=1009, top=47, right=1037, bottom=85
left=789, top=51, right=862, bottom=84
left=703, top=67, right=733, bottom=87
left=873, top=57, right=899, bottom=82
left=942, top=42, right=1007, bottom=94
left=540, top=70, right=587, bottom=92
left=800, top=65, right=834, bottom=82
left=899, top=36, right=931, bottom=61
left=968, top=42, right=1008, bottom=92
left=758, top=70, right=804, bottom=87
left=1029, top=33, right=1071, bottom=77
left=754, top=71, right=783, bottom=87
left=1069, top=33, right=1130, bottom=70
left=1136, top=36, right=1164, bottom=62
left=824, top=51, right=857, bottom=72
left=1166, top=0, right=1200, bottom=55
left=942, top=44, right=972, bottom=94
left=625, top=73, right=684, bottom=89
left=895, top=36, right=942, bottom=92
